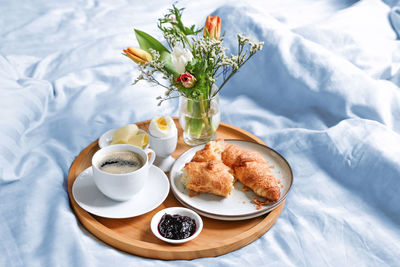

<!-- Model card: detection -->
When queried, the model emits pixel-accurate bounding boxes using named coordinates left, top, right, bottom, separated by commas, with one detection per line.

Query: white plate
left=169, top=140, right=293, bottom=221
left=72, top=165, right=169, bottom=219
left=98, top=129, right=149, bottom=149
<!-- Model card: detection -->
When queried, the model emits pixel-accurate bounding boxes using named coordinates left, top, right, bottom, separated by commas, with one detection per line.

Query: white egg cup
left=148, top=129, right=177, bottom=172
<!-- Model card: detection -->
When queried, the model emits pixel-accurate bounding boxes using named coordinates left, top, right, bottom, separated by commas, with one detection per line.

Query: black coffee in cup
left=97, top=150, right=144, bottom=174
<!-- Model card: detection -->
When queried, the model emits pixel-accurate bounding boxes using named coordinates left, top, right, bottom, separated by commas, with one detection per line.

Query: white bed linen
left=1, top=0, right=400, bottom=266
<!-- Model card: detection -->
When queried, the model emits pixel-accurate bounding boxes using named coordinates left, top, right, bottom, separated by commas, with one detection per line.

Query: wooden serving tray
left=67, top=119, right=285, bottom=260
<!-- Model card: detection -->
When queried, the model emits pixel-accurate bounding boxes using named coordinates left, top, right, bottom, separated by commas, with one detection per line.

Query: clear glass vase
left=178, top=93, right=220, bottom=146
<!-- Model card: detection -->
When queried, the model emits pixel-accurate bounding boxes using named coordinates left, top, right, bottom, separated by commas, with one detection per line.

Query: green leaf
left=135, top=29, right=169, bottom=53
left=134, top=29, right=179, bottom=77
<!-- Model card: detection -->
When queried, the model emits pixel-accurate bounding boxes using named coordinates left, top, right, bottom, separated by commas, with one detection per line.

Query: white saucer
left=154, top=155, right=175, bottom=172
left=98, top=129, right=115, bottom=148
left=72, top=165, right=170, bottom=218
left=98, top=129, right=149, bottom=149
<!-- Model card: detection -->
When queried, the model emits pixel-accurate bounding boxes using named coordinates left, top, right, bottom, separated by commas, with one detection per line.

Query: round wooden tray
left=67, top=119, right=285, bottom=260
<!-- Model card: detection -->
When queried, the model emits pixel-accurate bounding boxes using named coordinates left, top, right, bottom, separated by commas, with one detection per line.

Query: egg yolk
left=156, top=117, right=169, bottom=130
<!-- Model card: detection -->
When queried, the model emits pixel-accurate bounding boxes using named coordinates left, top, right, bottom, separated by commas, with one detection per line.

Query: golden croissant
left=182, top=160, right=234, bottom=197
left=182, top=140, right=281, bottom=202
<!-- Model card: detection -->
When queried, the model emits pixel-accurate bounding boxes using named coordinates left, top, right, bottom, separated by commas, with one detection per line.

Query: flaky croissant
left=181, top=140, right=281, bottom=202
left=191, top=139, right=226, bottom=162
left=182, top=160, right=234, bottom=197
left=234, top=161, right=280, bottom=201
left=222, top=143, right=281, bottom=202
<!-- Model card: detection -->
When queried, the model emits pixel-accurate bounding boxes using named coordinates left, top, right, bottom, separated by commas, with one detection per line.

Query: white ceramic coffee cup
left=91, top=144, right=156, bottom=201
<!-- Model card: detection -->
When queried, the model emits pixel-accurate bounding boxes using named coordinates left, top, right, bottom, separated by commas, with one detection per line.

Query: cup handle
left=145, top=148, right=156, bottom=166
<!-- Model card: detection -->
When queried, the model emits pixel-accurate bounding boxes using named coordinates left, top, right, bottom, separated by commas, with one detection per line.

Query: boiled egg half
left=149, top=116, right=177, bottom=138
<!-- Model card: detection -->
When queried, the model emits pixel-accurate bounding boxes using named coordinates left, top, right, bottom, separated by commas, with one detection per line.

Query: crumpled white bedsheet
left=1, top=0, right=400, bottom=266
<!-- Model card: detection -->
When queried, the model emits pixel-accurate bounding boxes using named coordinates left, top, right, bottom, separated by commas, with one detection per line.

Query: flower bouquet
left=124, top=5, right=263, bottom=145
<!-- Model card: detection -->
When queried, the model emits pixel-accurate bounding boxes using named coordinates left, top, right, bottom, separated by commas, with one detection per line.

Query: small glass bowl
left=150, top=207, right=203, bottom=244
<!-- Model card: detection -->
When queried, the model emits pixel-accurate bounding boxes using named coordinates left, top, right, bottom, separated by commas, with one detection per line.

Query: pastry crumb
left=252, top=197, right=270, bottom=210
left=242, top=201, right=246, bottom=204
left=269, top=165, right=275, bottom=169
left=189, top=191, right=201, bottom=197
left=241, top=185, right=250, bottom=192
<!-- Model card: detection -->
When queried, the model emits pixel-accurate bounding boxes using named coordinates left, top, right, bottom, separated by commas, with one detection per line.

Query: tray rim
left=67, top=120, right=287, bottom=260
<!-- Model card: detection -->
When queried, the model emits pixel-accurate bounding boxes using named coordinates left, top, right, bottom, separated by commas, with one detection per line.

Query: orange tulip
left=203, top=16, right=221, bottom=40
left=123, top=47, right=152, bottom=64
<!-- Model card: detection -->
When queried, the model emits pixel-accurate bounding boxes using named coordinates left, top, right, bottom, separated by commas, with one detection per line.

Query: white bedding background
left=1, top=0, right=400, bottom=266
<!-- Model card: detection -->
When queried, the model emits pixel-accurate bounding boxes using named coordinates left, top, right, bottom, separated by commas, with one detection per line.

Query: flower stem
left=199, top=95, right=210, bottom=131
left=213, top=52, right=256, bottom=96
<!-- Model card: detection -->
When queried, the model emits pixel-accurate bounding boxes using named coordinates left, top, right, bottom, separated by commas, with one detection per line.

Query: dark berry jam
left=158, top=213, right=196, bottom=240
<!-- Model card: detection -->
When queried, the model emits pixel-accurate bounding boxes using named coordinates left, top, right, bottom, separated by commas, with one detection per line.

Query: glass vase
left=178, top=93, right=220, bottom=146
